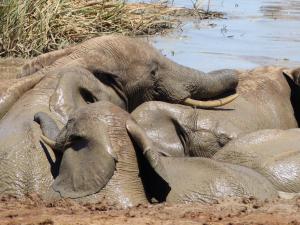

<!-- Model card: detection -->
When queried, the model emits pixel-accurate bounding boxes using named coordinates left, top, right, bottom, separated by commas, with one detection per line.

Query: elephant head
left=131, top=67, right=300, bottom=159
left=126, top=120, right=278, bottom=203
left=35, top=101, right=277, bottom=205
left=34, top=101, right=148, bottom=207
left=22, top=35, right=238, bottom=111
left=35, top=100, right=279, bottom=205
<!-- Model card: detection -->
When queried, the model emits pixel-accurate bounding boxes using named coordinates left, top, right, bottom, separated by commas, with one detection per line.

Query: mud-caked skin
left=36, top=101, right=148, bottom=208
left=126, top=120, right=278, bottom=203
left=20, top=35, right=238, bottom=111
left=0, top=35, right=238, bottom=198
left=132, top=67, right=299, bottom=158
left=214, top=129, right=300, bottom=193
left=40, top=101, right=277, bottom=204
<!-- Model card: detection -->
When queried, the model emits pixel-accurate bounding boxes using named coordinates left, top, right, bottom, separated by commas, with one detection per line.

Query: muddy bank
left=1, top=194, right=300, bottom=225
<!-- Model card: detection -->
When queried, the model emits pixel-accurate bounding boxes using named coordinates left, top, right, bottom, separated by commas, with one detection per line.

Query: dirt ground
left=0, top=194, right=299, bottom=225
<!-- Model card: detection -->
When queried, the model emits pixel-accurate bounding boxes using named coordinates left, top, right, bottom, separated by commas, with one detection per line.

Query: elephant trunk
left=190, top=69, right=238, bottom=99
left=34, top=112, right=60, bottom=140
left=34, top=112, right=66, bottom=153
left=176, top=66, right=239, bottom=108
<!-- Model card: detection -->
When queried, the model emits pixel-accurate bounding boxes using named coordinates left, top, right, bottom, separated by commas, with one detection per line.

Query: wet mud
left=1, top=194, right=300, bottom=225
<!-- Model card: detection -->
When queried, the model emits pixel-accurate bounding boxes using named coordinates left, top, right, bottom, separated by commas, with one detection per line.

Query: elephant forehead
left=73, top=101, right=129, bottom=117
left=186, top=114, right=239, bottom=136
left=68, top=103, right=130, bottom=135
left=81, top=35, right=158, bottom=65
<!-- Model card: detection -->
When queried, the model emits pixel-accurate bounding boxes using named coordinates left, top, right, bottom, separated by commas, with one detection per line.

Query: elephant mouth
left=183, top=93, right=239, bottom=109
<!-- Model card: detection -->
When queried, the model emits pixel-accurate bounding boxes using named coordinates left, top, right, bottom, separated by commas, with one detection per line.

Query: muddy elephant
left=0, top=35, right=238, bottom=197
left=132, top=67, right=300, bottom=158
left=34, top=102, right=148, bottom=208
left=39, top=101, right=277, bottom=205
left=214, top=129, right=300, bottom=193
left=20, top=35, right=238, bottom=111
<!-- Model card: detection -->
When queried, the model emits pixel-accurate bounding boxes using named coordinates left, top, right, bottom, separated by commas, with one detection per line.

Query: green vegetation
left=0, top=0, right=221, bottom=57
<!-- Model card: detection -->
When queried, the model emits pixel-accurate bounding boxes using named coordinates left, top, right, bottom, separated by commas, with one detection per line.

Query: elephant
left=19, top=35, right=238, bottom=111
left=0, top=35, right=238, bottom=197
left=39, top=101, right=277, bottom=205
left=126, top=119, right=278, bottom=203
left=131, top=66, right=300, bottom=158
left=34, top=101, right=149, bottom=208
left=213, top=129, right=300, bottom=193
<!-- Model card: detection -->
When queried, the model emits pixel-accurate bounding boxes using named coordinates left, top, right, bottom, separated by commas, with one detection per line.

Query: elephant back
left=214, top=129, right=300, bottom=193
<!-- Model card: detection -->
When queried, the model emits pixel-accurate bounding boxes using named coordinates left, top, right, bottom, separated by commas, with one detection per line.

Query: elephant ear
left=283, top=69, right=300, bottom=126
left=292, top=68, right=300, bottom=86
left=52, top=126, right=116, bottom=199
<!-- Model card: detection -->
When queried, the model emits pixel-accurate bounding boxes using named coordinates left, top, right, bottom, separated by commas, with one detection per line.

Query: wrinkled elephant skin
left=35, top=101, right=148, bottom=208
left=127, top=120, right=278, bottom=203
left=132, top=67, right=299, bottom=158
left=21, top=35, right=238, bottom=111
left=39, top=101, right=278, bottom=204
left=0, top=35, right=239, bottom=197
left=214, top=129, right=300, bottom=193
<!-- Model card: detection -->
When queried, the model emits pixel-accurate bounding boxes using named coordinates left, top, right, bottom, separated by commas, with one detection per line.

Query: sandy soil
left=1, top=194, right=299, bottom=225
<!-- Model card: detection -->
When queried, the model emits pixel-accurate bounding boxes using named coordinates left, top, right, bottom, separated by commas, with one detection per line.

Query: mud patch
left=1, top=194, right=300, bottom=225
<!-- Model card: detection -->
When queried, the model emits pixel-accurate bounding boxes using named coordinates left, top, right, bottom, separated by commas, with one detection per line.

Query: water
left=131, top=0, right=300, bottom=72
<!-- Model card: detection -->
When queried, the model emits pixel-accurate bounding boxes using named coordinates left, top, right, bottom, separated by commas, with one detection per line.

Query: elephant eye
left=68, top=134, right=89, bottom=151
left=79, top=88, right=98, bottom=104
left=69, top=134, right=82, bottom=142
left=150, top=63, right=159, bottom=78
left=150, top=68, right=159, bottom=80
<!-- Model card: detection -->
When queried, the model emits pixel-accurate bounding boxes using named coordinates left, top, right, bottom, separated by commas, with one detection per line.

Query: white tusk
left=41, top=135, right=56, bottom=149
left=184, top=93, right=239, bottom=108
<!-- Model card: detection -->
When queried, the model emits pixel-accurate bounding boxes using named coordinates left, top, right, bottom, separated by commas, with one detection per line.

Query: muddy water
left=134, top=0, right=300, bottom=72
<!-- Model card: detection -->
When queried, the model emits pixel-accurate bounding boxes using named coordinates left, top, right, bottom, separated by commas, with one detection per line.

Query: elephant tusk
left=184, top=93, right=239, bottom=108
left=41, top=135, right=56, bottom=149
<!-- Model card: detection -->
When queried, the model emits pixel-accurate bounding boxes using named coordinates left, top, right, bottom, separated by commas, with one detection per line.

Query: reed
left=0, top=0, right=221, bottom=57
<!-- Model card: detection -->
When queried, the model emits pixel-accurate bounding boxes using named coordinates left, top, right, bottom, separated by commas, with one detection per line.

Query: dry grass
left=0, top=0, right=222, bottom=57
